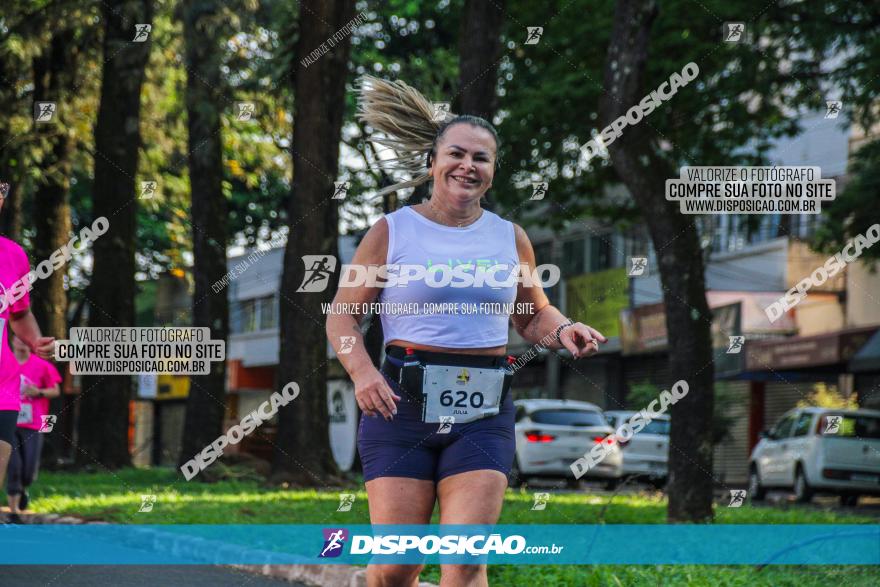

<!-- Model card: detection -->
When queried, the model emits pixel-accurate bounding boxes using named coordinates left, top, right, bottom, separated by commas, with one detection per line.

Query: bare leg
left=437, top=470, right=508, bottom=587
left=0, top=440, right=11, bottom=495
left=365, top=477, right=436, bottom=587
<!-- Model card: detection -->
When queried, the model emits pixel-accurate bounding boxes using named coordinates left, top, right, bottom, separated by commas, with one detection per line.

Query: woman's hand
left=353, top=367, right=401, bottom=421
left=558, top=323, right=607, bottom=359
left=22, top=384, right=40, bottom=398
left=34, top=336, right=56, bottom=360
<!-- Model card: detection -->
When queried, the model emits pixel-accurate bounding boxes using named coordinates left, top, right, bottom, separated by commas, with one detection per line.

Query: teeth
left=451, top=176, right=477, bottom=185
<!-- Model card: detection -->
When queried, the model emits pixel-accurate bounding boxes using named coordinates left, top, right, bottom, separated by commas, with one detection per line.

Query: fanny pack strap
left=381, top=349, right=513, bottom=408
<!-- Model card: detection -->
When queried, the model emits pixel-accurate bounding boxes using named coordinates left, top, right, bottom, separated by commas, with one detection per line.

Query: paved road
left=0, top=566, right=308, bottom=587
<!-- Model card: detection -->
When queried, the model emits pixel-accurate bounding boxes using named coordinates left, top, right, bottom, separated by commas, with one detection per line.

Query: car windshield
left=530, top=409, right=606, bottom=427
left=821, top=414, right=880, bottom=439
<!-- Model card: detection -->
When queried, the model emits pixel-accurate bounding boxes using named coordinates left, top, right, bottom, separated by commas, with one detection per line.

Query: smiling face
left=428, top=123, right=497, bottom=207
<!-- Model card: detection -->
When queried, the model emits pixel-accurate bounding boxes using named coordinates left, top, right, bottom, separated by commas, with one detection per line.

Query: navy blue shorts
left=358, top=372, right=516, bottom=483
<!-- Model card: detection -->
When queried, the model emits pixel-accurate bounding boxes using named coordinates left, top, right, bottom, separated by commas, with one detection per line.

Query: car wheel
left=794, top=466, right=813, bottom=503
left=748, top=467, right=766, bottom=501
left=840, top=494, right=859, bottom=507
left=508, top=457, right=527, bottom=488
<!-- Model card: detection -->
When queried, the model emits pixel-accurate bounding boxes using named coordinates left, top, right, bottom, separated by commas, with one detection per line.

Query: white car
left=512, top=399, right=622, bottom=488
left=603, top=410, right=670, bottom=486
left=749, top=407, right=880, bottom=506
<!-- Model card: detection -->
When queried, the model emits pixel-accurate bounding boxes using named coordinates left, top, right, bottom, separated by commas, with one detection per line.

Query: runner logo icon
left=133, top=24, right=152, bottom=42
left=723, top=22, right=745, bottom=43
left=139, top=494, right=156, bottom=512
left=338, top=336, right=356, bottom=354
left=823, top=416, right=841, bottom=435
left=39, top=414, right=57, bottom=433
left=726, top=336, right=744, bottom=354
left=629, top=257, right=648, bottom=276
left=531, top=492, right=550, bottom=511
left=530, top=181, right=548, bottom=200
left=437, top=416, right=454, bottom=434
left=319, top=528, right=348, bottom=558
left=297, top=255, right=337, bottom=292
left=525, top=27, right=543, bottom=45
left=337, top=494, right=355, bottom=512
left=727, top=490, right=746, bottom=507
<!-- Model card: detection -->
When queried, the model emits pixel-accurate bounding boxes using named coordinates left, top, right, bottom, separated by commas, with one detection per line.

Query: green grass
left=27, top=468, right=880, bottom=586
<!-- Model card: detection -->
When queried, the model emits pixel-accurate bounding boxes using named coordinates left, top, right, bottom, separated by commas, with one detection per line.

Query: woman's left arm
left=10, top=309, right=55, bottom=360
left=510, top=224, right=607, bottom=359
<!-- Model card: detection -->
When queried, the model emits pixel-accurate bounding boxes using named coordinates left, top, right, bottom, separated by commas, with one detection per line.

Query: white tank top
left=379, top=206, right=519, bottom=348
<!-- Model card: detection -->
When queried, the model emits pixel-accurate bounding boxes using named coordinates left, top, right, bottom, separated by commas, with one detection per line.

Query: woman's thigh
left=436, top=469, right=508, bottom=524
left=365, top=477, right=436, bottom=523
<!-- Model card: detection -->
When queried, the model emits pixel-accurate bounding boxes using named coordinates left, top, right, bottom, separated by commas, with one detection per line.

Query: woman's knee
left=369, top=563, right=424, bottom=586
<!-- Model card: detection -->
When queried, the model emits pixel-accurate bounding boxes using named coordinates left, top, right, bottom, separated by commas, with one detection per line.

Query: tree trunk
left=455, top=0, right=505, bottom=119
left=599, top=0, right=715, bottom=522
left=272, top=0, right=356, bottom=484
left=178, top=0, right=229, bottom=470
left=455, top=0, right=505, bottom=210
left=0, top=47, right=24, bottom=240
left=31, top=29, right=77, bottom=468
left=78, top=0, right=153, bottom=469
left=31, top=31, right=76, bottom=342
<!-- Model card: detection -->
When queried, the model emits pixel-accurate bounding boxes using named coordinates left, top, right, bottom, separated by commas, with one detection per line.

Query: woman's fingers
left=562, top=323, right=601, bottom=358
left=355, top=370, right=401, bottom=420
left=358, top=393, right=378, bottom=418
left=377, top=380, right=399, bottom=416
left=585, top=325, right=607, bottom=343
left=370, top=387, right=394, bottom=420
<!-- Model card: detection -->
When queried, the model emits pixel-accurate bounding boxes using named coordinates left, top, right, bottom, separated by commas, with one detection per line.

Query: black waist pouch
left=382, top=345, right=513, bottom=407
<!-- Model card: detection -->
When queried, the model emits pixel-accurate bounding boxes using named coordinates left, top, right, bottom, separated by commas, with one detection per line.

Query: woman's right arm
left=325, top=218, right=400, bottom=421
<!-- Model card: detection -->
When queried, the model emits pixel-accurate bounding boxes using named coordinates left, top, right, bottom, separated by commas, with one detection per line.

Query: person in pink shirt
left=0, top=181, right=55, bottom=520
left=6, top=334, right=61, bottom=522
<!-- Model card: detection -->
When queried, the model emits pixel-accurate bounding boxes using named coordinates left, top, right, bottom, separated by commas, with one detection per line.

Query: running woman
left=0, top=182, right=55, bottom=513
left=6, top=334, right=61, bottom=522
left=325, top=78, right=606, bottom=587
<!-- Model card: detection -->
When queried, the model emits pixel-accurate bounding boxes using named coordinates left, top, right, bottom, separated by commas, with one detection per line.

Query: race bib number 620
left=422, top=365, right=504, bottom=424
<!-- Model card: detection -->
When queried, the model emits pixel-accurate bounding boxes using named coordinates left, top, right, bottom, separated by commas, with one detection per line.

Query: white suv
left=512, top=399, right=622, bottom=489
left=748, top=407, right=880, bottom=506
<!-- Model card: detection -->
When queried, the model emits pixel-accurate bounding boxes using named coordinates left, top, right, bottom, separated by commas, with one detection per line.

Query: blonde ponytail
left=355, top=75, right=452, bottom=197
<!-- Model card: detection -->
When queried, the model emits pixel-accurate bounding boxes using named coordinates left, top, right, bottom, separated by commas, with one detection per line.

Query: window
left=820, top=414, right=880, bottom=439
left=242, top=299, right=257, bottom=332
left=771, top=413, right=797, bottom=439
left=230, top=295, right=277, bottom=334
left=792, top=413, right=814, bottom=437
left=530, top=409, right=606, bottom=427
left=259, top=296, right=277, bottom=330
left=515, top=406, right=527, bottom=423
